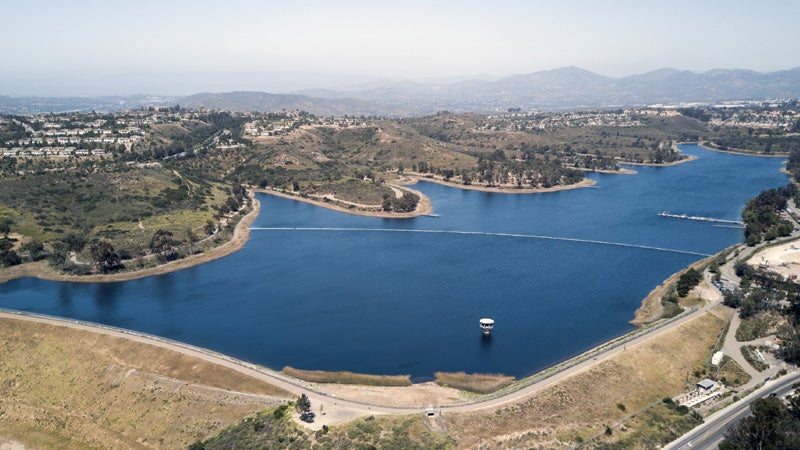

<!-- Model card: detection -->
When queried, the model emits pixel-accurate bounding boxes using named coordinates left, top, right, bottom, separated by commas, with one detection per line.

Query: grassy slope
left=0, top=317, right=289, bottom=449
left=445, top=312, right=725, bottom=449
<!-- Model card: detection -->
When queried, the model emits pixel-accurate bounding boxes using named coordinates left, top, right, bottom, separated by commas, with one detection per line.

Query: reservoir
left=0, top=145, right=790, bottom=379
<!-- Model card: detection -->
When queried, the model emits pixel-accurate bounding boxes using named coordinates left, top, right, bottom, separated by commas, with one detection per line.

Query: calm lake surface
left=0, top=145, right=790, bottom=379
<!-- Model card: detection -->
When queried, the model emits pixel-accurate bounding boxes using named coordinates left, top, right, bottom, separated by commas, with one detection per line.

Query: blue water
left=0, top=145, right=790, bottom=378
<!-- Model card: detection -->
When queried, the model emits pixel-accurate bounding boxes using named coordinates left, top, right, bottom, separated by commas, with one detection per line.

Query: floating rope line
left=250, top=227, right=713, bottom=257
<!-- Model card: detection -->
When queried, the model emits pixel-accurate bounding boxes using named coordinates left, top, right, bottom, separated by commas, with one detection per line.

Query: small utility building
left=697, top=379, right=718, bottom=392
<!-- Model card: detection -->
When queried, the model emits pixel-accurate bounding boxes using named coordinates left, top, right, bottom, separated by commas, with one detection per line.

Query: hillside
left=2, top=104, right=796, bottom=280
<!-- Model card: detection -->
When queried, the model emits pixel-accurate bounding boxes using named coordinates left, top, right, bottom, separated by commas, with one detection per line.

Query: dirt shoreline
left=0, top=194, right=261, bottom=286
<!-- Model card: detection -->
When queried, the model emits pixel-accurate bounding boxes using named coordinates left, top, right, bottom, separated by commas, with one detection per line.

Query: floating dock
left=658, top=211, right=744, bottom=225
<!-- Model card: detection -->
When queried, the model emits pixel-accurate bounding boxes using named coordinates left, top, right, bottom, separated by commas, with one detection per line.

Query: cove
left=0, top=145, right=790, bottom=379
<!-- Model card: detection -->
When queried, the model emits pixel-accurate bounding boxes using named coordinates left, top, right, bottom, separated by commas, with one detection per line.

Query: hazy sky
left=2, top=0, right=799, bottom=95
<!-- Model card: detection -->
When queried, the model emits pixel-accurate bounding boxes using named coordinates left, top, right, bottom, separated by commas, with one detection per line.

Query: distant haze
left=3, top=0, right=800, bottom=96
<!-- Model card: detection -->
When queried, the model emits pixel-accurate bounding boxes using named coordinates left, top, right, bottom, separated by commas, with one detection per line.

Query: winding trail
left=249, top=227, right=713, bottom=258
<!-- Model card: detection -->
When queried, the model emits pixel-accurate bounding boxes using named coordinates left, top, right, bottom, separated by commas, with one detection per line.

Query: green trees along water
left=89, top=239, right=122, bottom=273
left=676, top=268, right=702, bottom=297
left=742, top=185, right=796, bottom=246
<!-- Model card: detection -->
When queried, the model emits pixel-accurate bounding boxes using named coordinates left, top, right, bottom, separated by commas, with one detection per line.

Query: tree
left=89, top=240, right=122, bottom=273
left=0, top=249, right=20, bottom=267
left=734, top=260, right=754, bottom=278
left=48, top=241, right=69, bottom=268
left=19, top=241, right=45, bottom=261
left=63, top=233, right=86, bottom=252
left=204, top=220, right=216, bottom=236
left=382, top=194, right=393, bottom=212
left=232, top=182, right=245, bottom=201
left=185, top=227, right=199, bottom=255
left=150, top=229, right=177, bottom=262
left=0, top=218, right=12, bottom=238
left=295, top=394, right=311, bottom=413
left=225, top=196, right=240, bottom=213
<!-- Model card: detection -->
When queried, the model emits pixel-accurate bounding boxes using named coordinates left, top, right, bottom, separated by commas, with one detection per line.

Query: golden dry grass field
left=0, top=317, right=288, bottom=449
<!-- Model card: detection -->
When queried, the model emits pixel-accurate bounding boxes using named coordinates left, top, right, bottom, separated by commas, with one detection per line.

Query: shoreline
left=699, top=141, right=790, bottom=158
left=621, top=154, right=698, bottom=167
left=567, top=166, right=638, bottom=175
left=0, top=193, right=261, bottom=286
left=254, top=185, right=434, bottom=218
left=397, top=173, right=597, bottom=193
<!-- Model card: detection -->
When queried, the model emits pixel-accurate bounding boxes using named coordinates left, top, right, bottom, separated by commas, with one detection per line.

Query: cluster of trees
left=727, top=260, right=800, bottom=363
left=720, top=394, right=800, bottom=449
left=723, top=286, right=784, bottom=319
left=428, top=151, right=584, bottom=189
left=382, top=191, right=419, bottom=213
left=742, top=184, right=795, bottom=245
left=149, top=229, right=177, bottom=263
left=0, top=219, right=48, bottom=267
left=676, top=268, right=702, bottom=297
left=220, top=182, right=247, bottom=214
left=713, top=133, right=800, bottom=155
left=88, top=239, right=123, bottom=273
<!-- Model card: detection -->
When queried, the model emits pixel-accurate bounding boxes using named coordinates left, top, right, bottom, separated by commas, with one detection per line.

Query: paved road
left=665, top=372, right=800, bottom=450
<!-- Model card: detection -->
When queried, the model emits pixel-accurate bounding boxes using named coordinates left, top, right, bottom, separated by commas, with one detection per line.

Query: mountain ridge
left=182, top=66, right=800, bottom=116
left=3, top=66, right=800, bottom=116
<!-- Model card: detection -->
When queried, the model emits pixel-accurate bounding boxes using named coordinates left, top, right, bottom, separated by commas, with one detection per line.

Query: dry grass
left=588, top=403, right=702, bottom=449
left=0, top=317, right=289, bottom=449
left=434, top=371, right=516, bottom=394
left=282, top=366, right=412, bottom=387
left=715, top=356, right=752, bottom=387
left=446, top=312, right=726, bottom=449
